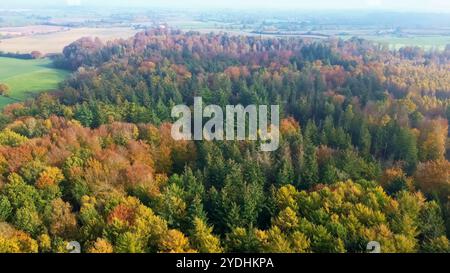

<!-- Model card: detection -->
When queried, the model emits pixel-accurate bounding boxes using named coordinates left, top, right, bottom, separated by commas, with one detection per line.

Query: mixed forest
left=0, top=29, right=449, bottom=253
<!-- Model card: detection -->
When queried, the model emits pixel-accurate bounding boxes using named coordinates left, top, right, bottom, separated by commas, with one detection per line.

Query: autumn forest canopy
left=0, top=28, right=449, bottom=253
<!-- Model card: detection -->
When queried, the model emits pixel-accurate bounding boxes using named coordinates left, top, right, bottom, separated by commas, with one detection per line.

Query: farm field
left=337, top=34, right=450, bottom=50
left=0, top=27, right=140, bottom=54
left=0, top=25, right=67, bottom=38
left=0, top=57, right=69, bottom=108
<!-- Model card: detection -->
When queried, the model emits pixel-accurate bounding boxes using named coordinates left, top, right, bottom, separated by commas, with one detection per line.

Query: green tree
left=225, top=227, right=261, bottom=253
left=0, top=195, right=12, bottom=221
left=300, top=139, right=319, bottom=189
left=419, top=202, right=446, bottom=240
left=74, top=103, right=94, bottom=127
left=13, top=205, right=42, bottom=236
left=395, top=127, right=418, bottom=173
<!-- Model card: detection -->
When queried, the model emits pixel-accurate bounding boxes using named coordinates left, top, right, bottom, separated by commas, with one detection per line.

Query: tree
left=380, top=167, right=414, bottom=195
left=257, top=226, right=292, bottom=253
left=415, top=159, right=450, bottom=199
left=190, top=217, right=223, bottom=253
left=290, top=231, right=311, bottom=253
left=74, top=103, right=94, bottom=128
left=276, top=153, right=295, bottom=186
left=274, top=185, right=300, bottom=211
left=273, top=207, right=299, bottom=231
left=36, top=167, right=64, bottom=189
left=87, top=238, right=114, bottom=253
left=418, top=119, right=448, bottom=162
left=0, top=129, right=28, bottom=147
left=300, top=139, right=319, bottom=189
left=158, top=229, right=193, bottom=253
left=0, top=223, right=38, bottom=253
left=37, top=234, right=52, bottom=253
left=3, top=173, right=40, bottom=210
left=115, top=232, right=144, bottom=253
left=422, top=236, right=450, bottom=253
left=0, top=83, right=10, bottom=97
left=30, top=51, right=43, bottom=59
left=156, top=183, right=187, bottom=229
left=13, top=205, right=42, bottom=236
left=0, top=195, right=12, bottom=221
left=45, top=198, right=77, bottom=238
left=356, top=121, right=371, bottom=156
left=394, top=127, right=418, bottom=173
left=225, top=227, right=261, bottom=253
left=310, top=225, right=346, bottom=253
left=419, top=202, right=446, bottom=241
left=217, top=162, right=265, bottom=230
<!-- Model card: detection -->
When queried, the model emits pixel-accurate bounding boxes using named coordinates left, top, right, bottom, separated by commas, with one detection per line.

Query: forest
left=0, top=28, right=449, bottom=253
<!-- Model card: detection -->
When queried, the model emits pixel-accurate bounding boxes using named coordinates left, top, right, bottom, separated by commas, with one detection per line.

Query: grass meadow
left=0, top=57, right=69, bottom=108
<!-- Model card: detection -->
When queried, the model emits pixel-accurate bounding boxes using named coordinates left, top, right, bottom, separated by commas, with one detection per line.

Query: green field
left=338, top=35, right=450, bottom=50
left=0, top=57, right=69, bottom=108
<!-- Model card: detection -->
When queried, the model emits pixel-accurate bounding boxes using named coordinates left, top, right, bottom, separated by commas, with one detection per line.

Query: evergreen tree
left=299, top=139, right=319, bottom=189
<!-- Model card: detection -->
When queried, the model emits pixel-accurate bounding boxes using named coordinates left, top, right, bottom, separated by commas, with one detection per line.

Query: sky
left=2, top=0, right=450, bottom=13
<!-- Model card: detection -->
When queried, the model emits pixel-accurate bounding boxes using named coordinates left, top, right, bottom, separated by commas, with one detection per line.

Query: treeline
left=0, top=29, right=449, bottom=253
left=0, top=51, right=43, bottom=60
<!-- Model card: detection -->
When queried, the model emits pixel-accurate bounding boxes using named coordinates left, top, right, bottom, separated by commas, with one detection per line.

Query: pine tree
left=275, top=144, right=295, bottom=186
left=299, top=139, right=319, bottom=189
left=358, top=121, right=371, bottom=157
left=395, top=127, right=418, bottom=173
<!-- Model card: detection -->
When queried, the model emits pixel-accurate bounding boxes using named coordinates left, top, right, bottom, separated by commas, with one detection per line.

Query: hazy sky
left=2, top=0, right=450, bottom=13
